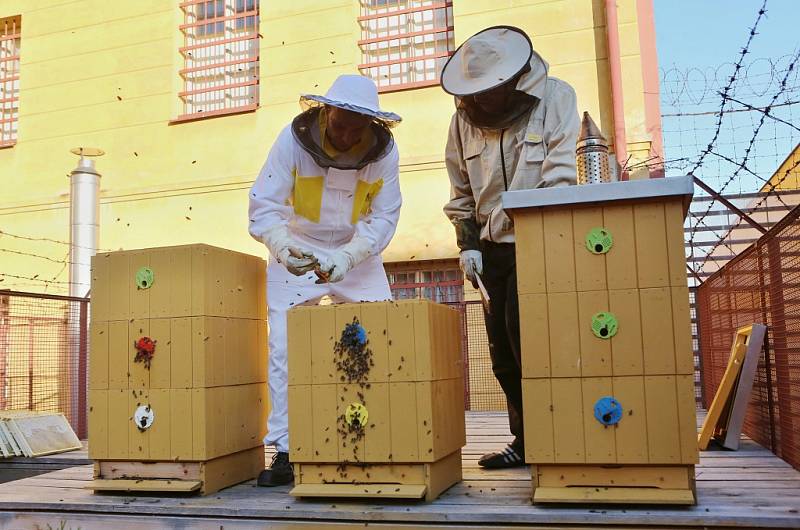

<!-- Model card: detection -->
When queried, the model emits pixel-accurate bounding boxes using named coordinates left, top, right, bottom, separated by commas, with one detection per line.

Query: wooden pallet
left=532, top=464, right=696, bottom=505
left=291, top=449, right=462, bottom=501
left=88, top=445, right=263, bottom=495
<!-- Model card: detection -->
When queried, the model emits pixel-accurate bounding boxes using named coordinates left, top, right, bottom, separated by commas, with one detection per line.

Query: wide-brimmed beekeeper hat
left=441, top=26, right=533, bottom=97
left=300, top=75, right=402, bottom=125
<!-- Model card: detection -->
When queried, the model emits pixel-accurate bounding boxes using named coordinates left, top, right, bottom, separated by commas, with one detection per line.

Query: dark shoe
left=257, top=451, right=294, bottom=486
left=478, top=444, right=525, bottom=469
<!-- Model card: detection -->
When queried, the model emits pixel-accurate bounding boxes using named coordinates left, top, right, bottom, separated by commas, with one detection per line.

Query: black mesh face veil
left=291, top=107, right=395, bottom=170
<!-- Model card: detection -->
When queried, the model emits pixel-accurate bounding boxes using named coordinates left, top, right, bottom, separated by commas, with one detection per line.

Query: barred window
left=0, top=15, right=20, bottom=148
left=358, top=1, right=455, bottom=92
left=386, top=261, right=464, bottom=303
left=176, top=1, right=259, bottom=122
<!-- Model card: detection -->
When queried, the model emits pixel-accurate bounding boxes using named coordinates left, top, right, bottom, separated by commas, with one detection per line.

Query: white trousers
left=263, top=250, right=392, bottom=453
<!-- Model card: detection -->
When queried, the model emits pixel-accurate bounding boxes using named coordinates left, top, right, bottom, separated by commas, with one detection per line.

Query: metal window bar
left=177, top=0, right=259, bottom=121
left=358, top=0, right=455, bottom=92
left=0, top=290, right=89, bottom=439
left=0, top=16, right=20, bottom=148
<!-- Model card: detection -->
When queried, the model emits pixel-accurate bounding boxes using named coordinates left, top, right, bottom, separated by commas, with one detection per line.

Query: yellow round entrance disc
left=345, top=403, right=369, bottom=428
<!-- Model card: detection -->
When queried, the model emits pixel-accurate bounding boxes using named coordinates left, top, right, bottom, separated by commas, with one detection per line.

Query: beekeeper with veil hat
left=248, top=74, right=403, bottom=486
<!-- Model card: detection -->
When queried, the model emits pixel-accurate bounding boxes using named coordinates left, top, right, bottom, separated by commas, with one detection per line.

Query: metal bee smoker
left=577, top=111, right=615, bottom=185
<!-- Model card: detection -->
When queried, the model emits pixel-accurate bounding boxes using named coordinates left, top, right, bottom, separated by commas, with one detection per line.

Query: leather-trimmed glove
left=317, top=236, right=373, bottom=283
left=260, top=224, right=318, bottom=276
left=459, top=249, right=483, bottom=288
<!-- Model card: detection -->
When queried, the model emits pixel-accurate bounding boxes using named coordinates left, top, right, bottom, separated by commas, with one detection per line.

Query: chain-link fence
left=0, top=290, right=89, bottom=438
left=696, top=204, right=800, bottom=470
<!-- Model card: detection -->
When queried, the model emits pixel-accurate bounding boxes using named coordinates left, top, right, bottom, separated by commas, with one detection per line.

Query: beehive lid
left=502, top=175, right=694, bottom=215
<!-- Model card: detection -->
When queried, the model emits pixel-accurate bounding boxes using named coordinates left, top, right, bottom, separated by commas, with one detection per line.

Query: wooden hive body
left=287, top=300, right=466, bottom=501
left=504, top=177, right=698, bottom=505
left=87, top=244, right=268, bottom=495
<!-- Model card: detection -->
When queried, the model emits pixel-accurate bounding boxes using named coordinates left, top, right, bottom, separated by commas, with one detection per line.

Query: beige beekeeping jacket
left=443, top=50, right=579, bottom=245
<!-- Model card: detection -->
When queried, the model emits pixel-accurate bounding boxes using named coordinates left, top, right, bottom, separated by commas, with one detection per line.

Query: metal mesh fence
left=0, top=290, right=88, bottom=438
left=696, top=204, right=800, bottom=470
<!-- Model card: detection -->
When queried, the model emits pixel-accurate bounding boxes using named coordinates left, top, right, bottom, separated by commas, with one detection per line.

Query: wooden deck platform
left=0, top=442, right=90, bottom=484
left=0, top=412, right=798, bottom=529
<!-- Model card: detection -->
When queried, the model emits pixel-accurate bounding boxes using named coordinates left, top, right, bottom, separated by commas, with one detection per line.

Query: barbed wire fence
left=656, top=1, right=800, bottom=283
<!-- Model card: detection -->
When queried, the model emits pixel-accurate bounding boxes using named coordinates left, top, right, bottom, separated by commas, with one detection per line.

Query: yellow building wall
left=0, top=0, right=659, bottom=294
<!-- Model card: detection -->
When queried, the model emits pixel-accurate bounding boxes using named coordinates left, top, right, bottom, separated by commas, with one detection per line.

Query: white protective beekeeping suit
left=248, top=75, right=402, bottom=454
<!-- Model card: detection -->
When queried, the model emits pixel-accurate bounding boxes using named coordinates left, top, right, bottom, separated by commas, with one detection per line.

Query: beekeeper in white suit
left=248, top=75, right=402, bottom=487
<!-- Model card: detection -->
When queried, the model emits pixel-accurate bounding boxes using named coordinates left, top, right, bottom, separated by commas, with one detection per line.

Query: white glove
left=318, top=236, right=373, bottom=283
left=459, top=250, right=483, bottom=286
left=260, top=225, right=318, bottom=276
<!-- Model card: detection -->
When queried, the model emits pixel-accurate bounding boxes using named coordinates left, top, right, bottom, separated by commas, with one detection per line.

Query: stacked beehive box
left=88, top=244, right=268, bottom=494
left=503, top=177, right=698, bottom=504
left=287, top=300, right=465, bottom=501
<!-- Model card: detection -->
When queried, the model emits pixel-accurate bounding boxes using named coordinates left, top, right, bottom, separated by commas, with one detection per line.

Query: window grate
left=0, top=16, right=20, bottom=148
left=176, top=0, right=259, bottom=122
left=358, top=1, right=455, bottom=93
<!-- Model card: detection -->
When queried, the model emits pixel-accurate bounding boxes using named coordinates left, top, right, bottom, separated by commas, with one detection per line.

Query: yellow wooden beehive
left=503, top=176, right=698, bottom=505
left=87, top=244, right=268, bottom=495
left=287, top=300, right=465, bottom=501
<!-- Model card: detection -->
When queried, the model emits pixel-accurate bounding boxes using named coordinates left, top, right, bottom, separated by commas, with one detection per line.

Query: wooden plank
left=664, top=199, right=689, bottom=287
left=148, top=248, right=172, bottom=319
left=106, top=388, right=129, bottom=460
left=535, top=464, right=692, bottom=489
left=337, top=384, right=365, bottom=463
left=89, top=321, right=108, bottom=390
left=639, top=287, right=676, bottom=375
left=645, top=375, right=681, bottom=463
left=98, top=461, right=200, bottom=480
left=169, top=246, right=193, bottom=318
left=360, top=302, right=389, bottom=383
left=387, top=301, right=417, bottom=382
left=416, top=382, right=435, bottom=461
left=522, top=378, right=554, bottom=463
left=577, top=290, right=611, bottom=377
left=608, top=289, right=643, bottom=376
left=602, top=204, right=638, bottom=290
left=170, top=389, right=192, bottom=460
left=287, top=307, right=312, bottom=386
left=170, top=318, right=193, bottom=389
left=208, top=317, right=226, bottom=387
left=542, top=208, right=575, bottom=293
left=364, top=382, right=391, bottom=463
left=424, top=449, right=463, bottom=501
left=87, top=390, right=108, bottom=460
left=389, top=382, right=418, bottom=461
left=514, top=210, right=547, bottom=294
left=200, top=446, right=263, bottom=495
left=519, top=294, right=549, bottom=378
left=107, top=320, right=129, bottom=389
left=128, top=390, right=149, bottom=460
left=534, top=486, right=694, bottom=504
left=581, top=377, right=616, bottom=463
left=547, top=292, right=580, bottom=377
left=633, top=202, right=670, bottom=288
left=413, top=302, right=433, bottom=380
left=676, top=374, right=700, bottom=464
left=128, top=320, right=150, bottom=389
left=612, top=376, right=649, bottom=463
left=671, top=286, right=695, bottom=375
left=291, top=483, right=426, bottom=499
left=190, top=245, right=209, bottom=317
left=551, top=378, right=585, bottom=463
left=310, top=305, right=337, bottom=385
left=148, top=318, right=171, bottom=388
left=146, top=389, right=170, bottom=460
left=191, top=388, right=207, bottom=460
left=107, top=251, right=130, bottom=321
left=89, top=478, right=201, bottom=492
left=572, top=206, right=607, bottom=292
left=128, top=250, right=151, bottom=320
left=90, top=253, right=110, bottom=321
left=310, top=384, right=337, bottom=462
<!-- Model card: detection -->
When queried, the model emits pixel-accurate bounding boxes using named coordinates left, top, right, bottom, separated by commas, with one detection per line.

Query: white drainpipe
left=68, top=148, right=103, bottom=298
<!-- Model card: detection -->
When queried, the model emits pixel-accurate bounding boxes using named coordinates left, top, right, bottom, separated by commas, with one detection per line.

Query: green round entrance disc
left=135, top=267, right=154, bottom=290
left=591, top=312, right=618, bottom=339
left=585, top=227, right=613, bottom=254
